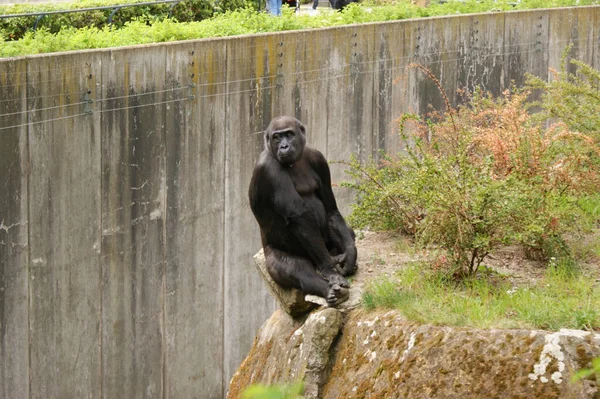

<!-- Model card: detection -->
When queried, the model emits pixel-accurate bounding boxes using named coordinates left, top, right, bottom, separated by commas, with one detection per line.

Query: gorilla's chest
left=288, top=167, right=320, bottom=197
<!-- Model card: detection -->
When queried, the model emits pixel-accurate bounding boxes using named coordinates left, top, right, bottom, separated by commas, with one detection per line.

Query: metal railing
left=0, top=0, right=183, bottom=30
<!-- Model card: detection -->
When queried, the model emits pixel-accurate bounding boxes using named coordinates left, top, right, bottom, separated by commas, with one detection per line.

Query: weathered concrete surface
left=228, top=308, right=343, bottom=399
left=0, top=57, right=29, bottom=399
left=164, top=39, right=228, bottom=399
left=101, top=45, right=166, bottom=399
left=230, top=309, right=600, bottom=399
left=27, top=52, right=102, bottom=399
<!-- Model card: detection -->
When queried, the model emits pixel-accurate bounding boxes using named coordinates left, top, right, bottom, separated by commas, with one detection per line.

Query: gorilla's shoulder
left=304, top=147, right=327, bottom=165
left=253, top=150, right=282, bottom=177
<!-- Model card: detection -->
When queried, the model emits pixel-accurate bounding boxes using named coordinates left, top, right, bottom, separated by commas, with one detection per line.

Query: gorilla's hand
left=336, top=246, right=357, bottom=277
left=326, top=283, right=349, bottom=306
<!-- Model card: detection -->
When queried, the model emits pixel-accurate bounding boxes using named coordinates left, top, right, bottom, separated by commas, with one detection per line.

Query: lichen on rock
left=228, top=308, right=343, bottom=399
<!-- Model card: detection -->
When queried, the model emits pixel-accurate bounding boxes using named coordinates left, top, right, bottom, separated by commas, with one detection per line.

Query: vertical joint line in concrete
left=162, top=49, right=169, bottom=399
left=221, top=42, right=229, bottom=399
left=97, top=55, right=104, bottom=399
left=26, top=57, right=32, bottom=399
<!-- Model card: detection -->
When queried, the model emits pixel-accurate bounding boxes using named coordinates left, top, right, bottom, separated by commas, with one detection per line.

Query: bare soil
left=350, top=230, right=600, bottom=291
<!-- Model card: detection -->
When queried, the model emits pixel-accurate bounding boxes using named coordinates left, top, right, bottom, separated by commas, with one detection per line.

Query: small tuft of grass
left=362, top=279, right=407, bottom=310
left=393, top=235, right=417, bottom=255
left=362, top=262, right=600, bottom=331
left=242, top=382, right=304, bottom=399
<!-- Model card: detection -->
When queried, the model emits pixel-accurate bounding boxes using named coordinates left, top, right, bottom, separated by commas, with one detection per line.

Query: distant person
left=312, top=0, right=319, bottom=9
left=267, top=0, right=282, bottom=15
left=329, top=0, right=358, bottom=10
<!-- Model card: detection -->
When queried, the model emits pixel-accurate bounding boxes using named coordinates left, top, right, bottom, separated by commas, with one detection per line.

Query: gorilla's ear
left=263, top=129, right=271, bottom=150
left=299, top=121, right=306, bottom=136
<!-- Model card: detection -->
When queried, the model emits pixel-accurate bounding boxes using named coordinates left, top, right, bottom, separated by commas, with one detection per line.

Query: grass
left=3, top=0, right=600, bottom=57
left=362, top=261, right=600, bottom=331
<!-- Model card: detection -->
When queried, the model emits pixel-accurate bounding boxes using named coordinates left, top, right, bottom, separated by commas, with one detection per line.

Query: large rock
left=229, top=309, right=600, bottom=399
left=228, top=307, right=343, bottom=399
left=325, top=311, right=600, bottom=398
left=253, top=249, right=318, bottom=317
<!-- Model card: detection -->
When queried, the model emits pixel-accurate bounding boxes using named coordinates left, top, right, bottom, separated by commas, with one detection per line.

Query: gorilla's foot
left=341, top=264, right=357, bottom=277
left=327, top=273, right=350, bottom=288
left=326, top=283, right=349, bottom=306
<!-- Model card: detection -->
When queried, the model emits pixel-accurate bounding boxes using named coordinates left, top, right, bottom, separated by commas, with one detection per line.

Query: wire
left=101, top=95, right=191, bottom=113
left=0, top=34, right=595, bottom=130
left=97, top=85, right=189, bottom=102
left=0, top=17, right=577, bottom=83
left=0, top=112, right=90, bottom=131
left=0, top=24, right=584, bottom=97
left=0, top=101, right=89, bottom=118
left=0, top=96, right=191, bottom=131
left=0, top=0, right=181, bottom=19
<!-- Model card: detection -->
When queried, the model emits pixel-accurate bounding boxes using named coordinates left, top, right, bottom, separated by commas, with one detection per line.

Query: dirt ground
left=350, top=230, right=600, bottom=292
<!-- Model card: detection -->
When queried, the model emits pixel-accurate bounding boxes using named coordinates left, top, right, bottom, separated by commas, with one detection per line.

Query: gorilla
left=249, top=116, right=358, bottom=306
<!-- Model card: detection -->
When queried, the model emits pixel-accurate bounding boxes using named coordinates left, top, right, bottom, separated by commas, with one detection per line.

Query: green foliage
left=345, top=64, right=600, bottom=275
left=573, top=357, right=600, bottom=383
left=1, top=0, right=599, bottom=57
left=362, top=262, right=600, bottom=330
left=526, top=46, right=600, bottom=142
left=342, top=153, right=425, bottom=236
left=362, top=277, right=410, bottom=309
left=0, top=0, right=251, bottom=42
left=242, top=382, right=304, bottom=399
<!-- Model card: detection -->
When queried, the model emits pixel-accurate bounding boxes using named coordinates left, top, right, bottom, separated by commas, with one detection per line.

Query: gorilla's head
left=265, top=116, right=306, bottom=166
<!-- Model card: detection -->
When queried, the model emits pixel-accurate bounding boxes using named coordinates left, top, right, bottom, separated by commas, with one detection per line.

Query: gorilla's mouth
left=278, top=151, right=296, bottom=163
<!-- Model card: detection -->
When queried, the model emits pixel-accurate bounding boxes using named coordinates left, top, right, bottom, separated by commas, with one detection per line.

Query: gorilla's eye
left=272, top=131, right=293, bottom=142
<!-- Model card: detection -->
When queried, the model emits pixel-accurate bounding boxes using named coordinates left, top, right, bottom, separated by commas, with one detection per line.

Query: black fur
left=249, top=116, right=357, bottom=306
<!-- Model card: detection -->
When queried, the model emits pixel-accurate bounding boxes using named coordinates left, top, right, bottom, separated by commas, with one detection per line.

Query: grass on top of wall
left=2, top=0, right=600, bottom=58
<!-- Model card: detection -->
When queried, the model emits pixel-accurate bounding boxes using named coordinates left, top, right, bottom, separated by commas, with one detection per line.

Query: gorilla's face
left=266, top=116, right=306, bottom=166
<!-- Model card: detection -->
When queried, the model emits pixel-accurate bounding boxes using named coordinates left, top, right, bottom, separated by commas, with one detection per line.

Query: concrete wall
left=1, top=6, right=599, bottom=398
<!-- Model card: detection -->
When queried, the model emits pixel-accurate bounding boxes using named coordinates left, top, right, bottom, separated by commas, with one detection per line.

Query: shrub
left=2, top=0, right=599, bottom=56
left=526, top=46, right=600, bottom=142
left=0, top=0, right=251, bottom=42
left=344, top=64, right=600, bottom=276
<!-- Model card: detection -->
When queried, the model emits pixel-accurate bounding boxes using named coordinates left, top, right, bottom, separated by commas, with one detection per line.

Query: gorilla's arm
left=311, top=150, right=358, bottom=275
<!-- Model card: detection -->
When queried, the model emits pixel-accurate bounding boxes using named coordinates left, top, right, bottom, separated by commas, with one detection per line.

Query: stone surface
left=229, top=309, right=600, bottom=399
left=324, top=311, right=600, bottom=399
left=254, top=249, right=318, bottom=317
left=227, top=307, right=343, bottom=399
